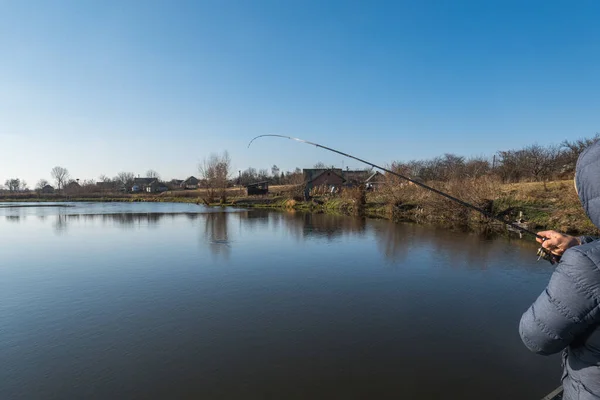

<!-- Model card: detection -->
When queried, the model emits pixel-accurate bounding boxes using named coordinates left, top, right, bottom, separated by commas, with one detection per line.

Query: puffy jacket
left=520, top=141, right=600, bottom=400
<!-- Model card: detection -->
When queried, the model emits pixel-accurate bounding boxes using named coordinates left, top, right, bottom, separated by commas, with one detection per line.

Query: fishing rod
left=248, top=134, right=558, bottom=264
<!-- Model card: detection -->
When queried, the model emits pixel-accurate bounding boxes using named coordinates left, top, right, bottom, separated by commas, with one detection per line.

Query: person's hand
left=536, top=230, right=581, bottom=256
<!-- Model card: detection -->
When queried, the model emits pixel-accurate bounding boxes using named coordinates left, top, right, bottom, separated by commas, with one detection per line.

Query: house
left=303, top=168, right=346, bottom=187
left=169, top=179, right=184, bottom=190
left=181, top=176, right=199, bottom=189
left=132, top=177, right=155, bottom=192
left=342, top=170, right=371, bottom=187
left=303, top=168, right=346, bottom=199
left=40, top=184, right=55, bottom=194
left=146, top=180, right=169, bottom=193
left=65, top=181, right=81, bottom=193
left=246, top=181, right=269, bottom=196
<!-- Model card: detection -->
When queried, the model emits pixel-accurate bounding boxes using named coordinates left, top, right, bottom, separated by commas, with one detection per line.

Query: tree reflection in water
left=371, top=220, right=540, bottom=269
left=202, top=212, right=230, bottom=259
left=14, top=208, right=540, bottom=269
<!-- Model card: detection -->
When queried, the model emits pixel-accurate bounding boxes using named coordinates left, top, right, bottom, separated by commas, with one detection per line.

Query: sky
left=1, top=0, right=599, bottom=186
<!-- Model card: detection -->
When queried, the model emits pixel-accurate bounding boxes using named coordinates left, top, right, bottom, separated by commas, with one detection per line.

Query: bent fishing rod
left=248, top=134, right=558, bottom=264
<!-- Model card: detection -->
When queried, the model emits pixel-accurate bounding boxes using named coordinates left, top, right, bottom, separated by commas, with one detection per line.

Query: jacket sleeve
left=580, top=236, right=598, bottom=244
left=519, top=248, right=600, bottom=355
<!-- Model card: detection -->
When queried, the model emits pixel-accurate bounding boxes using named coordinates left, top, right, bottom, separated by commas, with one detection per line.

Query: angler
left=250, top=134, right=600, bottom=400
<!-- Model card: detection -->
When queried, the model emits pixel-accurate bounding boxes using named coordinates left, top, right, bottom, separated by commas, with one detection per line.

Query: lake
left=0, top=202, right=560, bottom=399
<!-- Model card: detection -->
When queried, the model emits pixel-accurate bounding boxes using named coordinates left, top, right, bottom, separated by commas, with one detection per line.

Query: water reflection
left=241, top=211, right=368, bottom=242
left=203, top=212, right=230, bottom=259
left=53, top=214, right=68, bottom=234
left=0, top=206, right=556, bottom=400
left=371, top=221, right=540, bottom=268
left=2, top=208, right=540, bottom=269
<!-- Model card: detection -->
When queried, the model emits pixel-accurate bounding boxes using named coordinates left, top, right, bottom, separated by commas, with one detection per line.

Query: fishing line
left=248, top=134, right=557, bottom=263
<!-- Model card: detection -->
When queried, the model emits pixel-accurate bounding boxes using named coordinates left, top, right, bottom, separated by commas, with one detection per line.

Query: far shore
left=1, top=180, right=597, bottom=236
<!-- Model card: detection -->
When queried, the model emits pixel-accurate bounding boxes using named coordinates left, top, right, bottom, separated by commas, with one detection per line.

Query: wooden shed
left=246, top=181, right=269, bottom=196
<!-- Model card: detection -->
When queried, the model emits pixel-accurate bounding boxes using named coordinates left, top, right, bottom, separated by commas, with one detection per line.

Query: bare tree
left=4, top=178, right=28, bottom=192
left=146, top=170, right=160, bottom=179
left=4, top=178, right=21, bottom=192
left=313, top=162, right=328, bottom=169
left=271, top=165, right=280, bottom=185
left=114, top=172, right=135, bottom=189
left=51, top=166, right=70, bottom=190
left=36, top=179, right=49, bottom=191
left=198, top=151, right=231, bottom=203
left=98, top=174, right=111, bottom=182
left=240, top=167, right=258, bottom=186
left=463, top=157, right=491, bottom=179
left=522, top=144, right=561, bottom=183
left=560, top=134, right=600, bottom=175
left=258, top=169, right=269, bottom=181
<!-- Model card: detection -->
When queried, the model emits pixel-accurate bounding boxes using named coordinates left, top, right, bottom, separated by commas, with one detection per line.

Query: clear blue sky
left=1, top=0, right=599, bottom=186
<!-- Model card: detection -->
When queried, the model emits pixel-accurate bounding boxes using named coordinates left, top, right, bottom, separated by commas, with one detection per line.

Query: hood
left=575, top=140, right=600, bottom=228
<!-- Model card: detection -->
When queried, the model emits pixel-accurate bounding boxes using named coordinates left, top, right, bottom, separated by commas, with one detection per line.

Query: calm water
left=1, top=203, right=559, bottom=399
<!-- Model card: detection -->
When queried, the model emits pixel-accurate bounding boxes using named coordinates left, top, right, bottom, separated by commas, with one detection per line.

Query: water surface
left=0, top=204, right=560, bottom=399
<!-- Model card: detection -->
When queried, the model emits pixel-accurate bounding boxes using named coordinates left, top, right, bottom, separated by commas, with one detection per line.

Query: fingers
left=536, top=230, right=559, bottom=244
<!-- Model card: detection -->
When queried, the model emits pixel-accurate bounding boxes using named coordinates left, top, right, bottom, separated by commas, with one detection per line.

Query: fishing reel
left=536, top=247, right=561, bottom=265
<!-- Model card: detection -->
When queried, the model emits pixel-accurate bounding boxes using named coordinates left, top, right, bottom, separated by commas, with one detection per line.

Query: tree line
left=391, top=135, right=599, bottom=184
left=1, top=135, right=598, bottom=193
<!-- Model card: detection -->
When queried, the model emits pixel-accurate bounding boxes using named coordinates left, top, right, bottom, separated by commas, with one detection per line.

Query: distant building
left=169, top=179, right=184, bottom=190
left=303, top=168, right=346, bottom=188
left=132, top=177, right=156, bottom=192
left=40, top=184, right=55, bottom=194
left=181, top=176, right=199, bottom=189
left=246, top=181, right=269, bottom=196
left=146, top=179, right=169, bottom=193
left=303, top=168, right=346, bottom=199
left=64, top=181, right=81, bottom=193
left=342, top=170, right=371, bottom=187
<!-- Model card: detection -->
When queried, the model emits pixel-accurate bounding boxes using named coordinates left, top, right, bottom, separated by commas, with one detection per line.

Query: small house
left=133, top=177, right=156, bottom=192
left=146, top=180, right=169, bottom=193
left=40, top=184, right=55, bottom=194
left=181, top=176, right=199, bottom=189
left=342, top=170, right=371, bottom=187
left=303, top=168, right=346, bottom=199
left=303, top=168, right=345, bottom=188
left=64, top=181, right=81, bottom=193
left=169, top=179, right=184, bottom=190
left=246, top=181, right=269, bottom=196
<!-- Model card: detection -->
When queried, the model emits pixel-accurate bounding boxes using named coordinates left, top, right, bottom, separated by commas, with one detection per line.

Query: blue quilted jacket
left=520, top=142, right=600, bottom=400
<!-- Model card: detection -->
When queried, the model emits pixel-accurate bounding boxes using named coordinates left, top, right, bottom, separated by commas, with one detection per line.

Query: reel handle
left=537, top=247, right=561, bottom=265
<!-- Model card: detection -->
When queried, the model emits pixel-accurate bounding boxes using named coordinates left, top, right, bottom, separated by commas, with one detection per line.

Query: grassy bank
left=2, top=180, right=597, bottom=235
left=230, top=179, right=598, bottom=236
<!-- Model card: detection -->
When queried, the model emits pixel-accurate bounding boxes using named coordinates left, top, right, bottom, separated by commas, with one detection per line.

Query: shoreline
left=1, top=180, right=598, bottom=236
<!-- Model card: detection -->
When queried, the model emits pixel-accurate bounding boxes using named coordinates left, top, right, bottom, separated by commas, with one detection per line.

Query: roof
left=133, top=177, right=156, bottom=185
left=342, top=170, right=371, bottom=183
left=42, top=184, right=54, bottom=189
left=303, top=168, right=346, bottom=183
left=183, top=176, right=199, bottom=183
left=246, top=181, right=269, bottom=187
